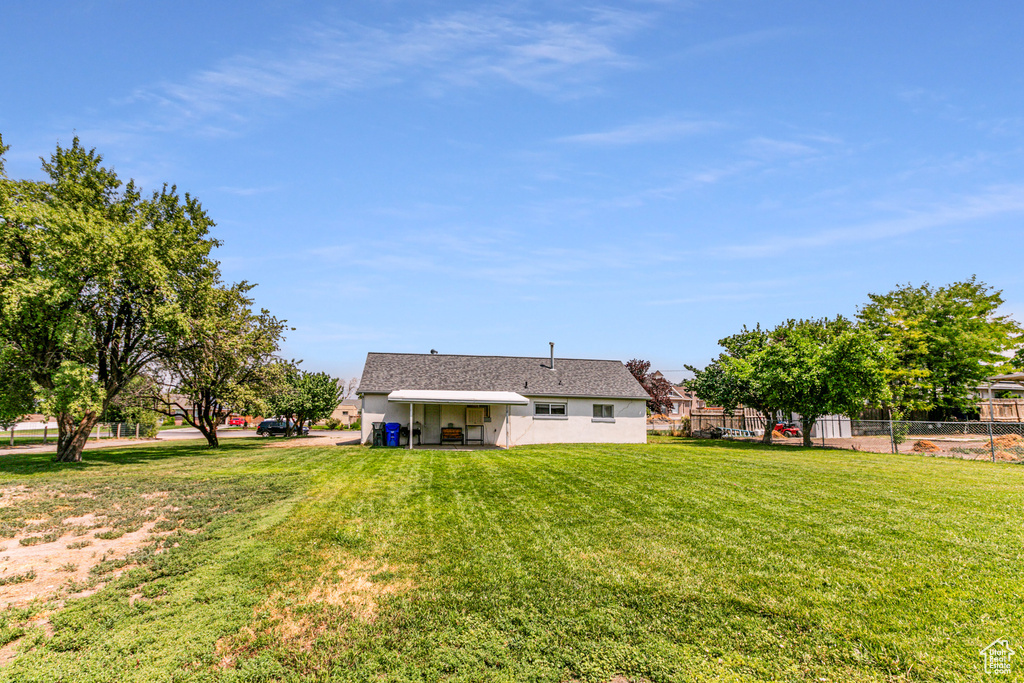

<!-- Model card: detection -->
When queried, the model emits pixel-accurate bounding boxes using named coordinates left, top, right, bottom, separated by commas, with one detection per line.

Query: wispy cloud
left=743, top=136, right=818, bottom=158
left=216, top=185, right=282, bottom=196
left=126, top=9, right=648, bottom=134
left=556, top=117, right=722, bottom=145
left=684, top=27, right=805, bottom=56
left=304, top=224, right=682, bottom=288
left=714, top=184, right=1024, bottom=258
left=606, top=160, right=760, bottom=207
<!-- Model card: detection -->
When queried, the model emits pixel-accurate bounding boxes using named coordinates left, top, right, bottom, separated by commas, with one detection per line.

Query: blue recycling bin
left=385, top=422, right=401, bottom=447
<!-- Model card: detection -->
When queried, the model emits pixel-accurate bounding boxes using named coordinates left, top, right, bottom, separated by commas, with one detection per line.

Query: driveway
left=156, top=427, right=258, bottom=440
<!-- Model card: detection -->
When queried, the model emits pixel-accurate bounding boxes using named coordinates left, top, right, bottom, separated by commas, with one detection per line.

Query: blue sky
left=3, top=1, right=1023, bottom=382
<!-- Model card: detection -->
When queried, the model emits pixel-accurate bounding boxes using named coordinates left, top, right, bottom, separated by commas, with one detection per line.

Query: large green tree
left=0, top=341, right=34, bottom=429
left=857, top=278, right=1020, bottom=418
left=685, top=326, right=780, bottom=443
left=757, top=317, right=889, bottom=446
left=268, top=366, right=343, bottom=437
left=146, top=283, right=287, bottom=448
left=0, top=135, right=220, bottom=461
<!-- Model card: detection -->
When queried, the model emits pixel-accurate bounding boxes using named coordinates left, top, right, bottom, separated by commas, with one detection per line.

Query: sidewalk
left=0, top=436, right=159, bottom=457
left=0, top=430, right=362, bottom=457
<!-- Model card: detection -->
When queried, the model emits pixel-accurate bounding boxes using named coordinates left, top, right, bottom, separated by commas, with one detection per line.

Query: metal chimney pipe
left=549, top=342, right=554, bottom=369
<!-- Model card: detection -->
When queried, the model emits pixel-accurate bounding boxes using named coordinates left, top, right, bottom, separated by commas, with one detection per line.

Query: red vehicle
left=228, top=416, right=246, bottom=427
left=773, top=422, right=801, bottom=438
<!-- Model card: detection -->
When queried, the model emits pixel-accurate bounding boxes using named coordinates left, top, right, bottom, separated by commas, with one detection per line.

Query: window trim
left=534, top=402, right=568, bottom=419
left=592, top=403, right=615, bottom=422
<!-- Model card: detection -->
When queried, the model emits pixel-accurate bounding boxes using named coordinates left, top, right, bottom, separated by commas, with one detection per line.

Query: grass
left=0, top=437, right=1021, bottom=681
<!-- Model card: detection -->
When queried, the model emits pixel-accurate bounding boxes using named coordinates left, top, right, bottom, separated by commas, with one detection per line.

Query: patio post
left=505, top=405, right=510, bottom=449
left=409, top=402, right=414, bottom=450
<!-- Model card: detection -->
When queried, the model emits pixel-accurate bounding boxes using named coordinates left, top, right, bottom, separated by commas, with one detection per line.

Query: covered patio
left=387, top=389, right=529, bottom=449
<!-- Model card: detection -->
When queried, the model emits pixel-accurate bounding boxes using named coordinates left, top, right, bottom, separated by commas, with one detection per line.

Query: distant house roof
left=359, top=353, right=650, bottom=400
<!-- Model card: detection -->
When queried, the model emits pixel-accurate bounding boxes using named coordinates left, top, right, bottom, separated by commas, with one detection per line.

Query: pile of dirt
left=993, top=433, right=1024, bottom=449
left=996, top=450, right=1020, bottom=462
left=911, top=440, right=941, bottom=453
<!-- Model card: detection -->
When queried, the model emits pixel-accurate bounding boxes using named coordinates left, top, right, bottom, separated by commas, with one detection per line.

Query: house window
left=593, top=404, right=614, bottom=420
left=534, top=402, right=567, bottom=417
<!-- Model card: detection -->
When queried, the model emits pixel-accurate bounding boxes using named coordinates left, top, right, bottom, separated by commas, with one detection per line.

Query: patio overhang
left=386, top=390, right=529, bottom=405
left=989, top=373, right=1024, bottom=383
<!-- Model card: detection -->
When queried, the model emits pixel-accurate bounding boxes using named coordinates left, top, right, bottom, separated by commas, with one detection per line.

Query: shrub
left=325, top=417, right=343, bottom=430
left=350, top=419, right=361, bottom=431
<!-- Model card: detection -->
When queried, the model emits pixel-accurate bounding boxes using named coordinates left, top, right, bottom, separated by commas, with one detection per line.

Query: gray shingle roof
left=359, top=353, right=650, bottom=400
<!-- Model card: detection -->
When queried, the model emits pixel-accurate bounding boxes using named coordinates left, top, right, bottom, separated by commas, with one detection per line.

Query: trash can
left=372, top=422, right=386, bottom=447
left=385, top=423, right=401, bottom=447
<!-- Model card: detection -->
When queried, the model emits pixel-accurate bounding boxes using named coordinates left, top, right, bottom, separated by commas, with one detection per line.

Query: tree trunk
left=802, top=417, right=815, bottom=447
left=761, top=410, right=774, bottom=444
left=55, top=411, right=99, bottom=462
left=202, top=424, right=219, bottom=448
left=193, top=415, right=220, bottom=448
left=180, top=403, right=220, bottom=449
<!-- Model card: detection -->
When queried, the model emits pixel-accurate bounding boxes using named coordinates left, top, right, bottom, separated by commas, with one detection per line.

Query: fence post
left=135, top=423, right=140, bottom=438
left=888, top=414, right=895, bottom=454
left=988, top=420, right=995, bottom=463
left=43, top=424, right=47, bottom=445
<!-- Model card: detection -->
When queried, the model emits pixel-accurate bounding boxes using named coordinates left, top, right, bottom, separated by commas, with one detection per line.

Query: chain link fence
left=689, top=416, right=1024, bottom=463
left=4, top=422, right=151, bottom=447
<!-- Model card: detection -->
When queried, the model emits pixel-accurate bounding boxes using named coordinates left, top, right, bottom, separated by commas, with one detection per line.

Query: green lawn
left=0, top=437, right=1021, bottom=682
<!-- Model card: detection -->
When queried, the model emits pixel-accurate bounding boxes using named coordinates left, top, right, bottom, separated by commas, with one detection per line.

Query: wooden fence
left=979, top=399, right=1024, bottom=422
left=690, top=408, right=769, bottom=433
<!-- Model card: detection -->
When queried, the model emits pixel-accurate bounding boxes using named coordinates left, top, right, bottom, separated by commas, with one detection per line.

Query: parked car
left=773, top=422, right=802, bottom=438
left=256, top=420, right=309, bottom=437
left=228, top=416, right=245, bottom=427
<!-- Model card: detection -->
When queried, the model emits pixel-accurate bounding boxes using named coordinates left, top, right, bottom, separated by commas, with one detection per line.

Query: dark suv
left=256, top=420, right=309, bottom=437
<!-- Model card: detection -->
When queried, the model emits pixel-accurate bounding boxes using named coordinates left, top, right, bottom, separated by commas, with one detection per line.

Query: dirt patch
left=0, top=486, right=34, bottom=509
left=61, top=513, right=102, bottom=527
left=911, top=440, right=941, bottom=453
left=993, top=433, right=1024, bottom=449
left=215, top=557, right=415, bottom=667
left=307, top=558, right=415, bottom=621
left=0, top=521, right=171, bottom=607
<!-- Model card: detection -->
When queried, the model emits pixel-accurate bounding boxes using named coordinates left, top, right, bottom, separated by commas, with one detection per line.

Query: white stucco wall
left=360, top=393, right=646, bottom=446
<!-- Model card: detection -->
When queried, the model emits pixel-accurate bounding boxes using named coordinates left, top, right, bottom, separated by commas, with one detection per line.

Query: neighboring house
left=667, top=384, right=703, bottom=418
left=358, top=351, right=650, bottom=448
left=978, top=373, right=1024, bottom=421
left=976, top=376, right=1024, bottom=399
left=328, top=401, right=360, bottom=426
left=646, top=371, right=703, bottom=418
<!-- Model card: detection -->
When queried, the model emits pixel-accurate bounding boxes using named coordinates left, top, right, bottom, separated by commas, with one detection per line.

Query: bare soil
left=0, top=517, right=169, bottom=607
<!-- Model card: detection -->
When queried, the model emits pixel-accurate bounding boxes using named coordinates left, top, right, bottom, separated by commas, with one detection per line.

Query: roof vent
left=430, top=349, right=438, bottom=354
left=549, top=342, right=555, bottom=370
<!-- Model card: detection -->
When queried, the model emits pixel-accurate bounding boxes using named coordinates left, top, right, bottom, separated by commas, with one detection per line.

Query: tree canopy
left=755, top=317, right=889, bottom=446
left=625, top=359, right=674, bottom=416
left=0, top=135, right=224, bottom=460
left=685, top=326, right=779, bottom=443
left=857, top=277, right=1020, bottom=418
left=269, top=368, right=344, bottom=436
left=146, top=282, right=287, bottom=448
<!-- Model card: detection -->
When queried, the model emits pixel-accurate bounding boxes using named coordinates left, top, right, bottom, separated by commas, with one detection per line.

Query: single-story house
left=326, top=400, right=360, bottom=426
left=358, top=351, right=650, bottom=447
